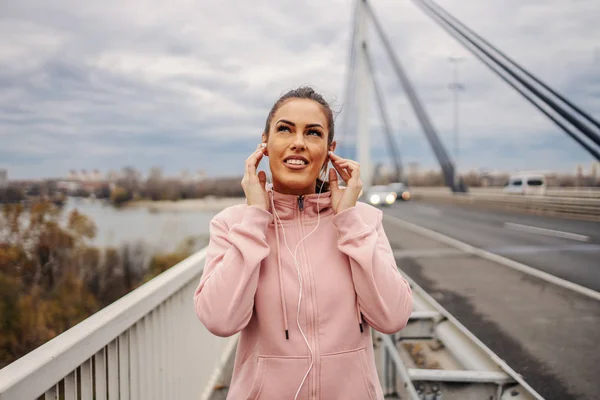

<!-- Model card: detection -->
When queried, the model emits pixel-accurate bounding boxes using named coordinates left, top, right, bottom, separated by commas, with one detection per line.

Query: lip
left=283, top=155, right=310, bottom=170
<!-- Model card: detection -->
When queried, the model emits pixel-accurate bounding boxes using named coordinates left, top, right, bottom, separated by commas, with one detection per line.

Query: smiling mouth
left=283, top=157, right=309, bottom=170
left=285, top=159, right=308, bottom=166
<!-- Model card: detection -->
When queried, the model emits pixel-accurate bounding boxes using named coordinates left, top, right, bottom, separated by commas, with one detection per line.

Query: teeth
left=286, top=159, right=307, bottom=165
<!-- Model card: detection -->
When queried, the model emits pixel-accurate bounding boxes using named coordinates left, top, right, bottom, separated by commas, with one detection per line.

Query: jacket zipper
left=297, top=196, right=316, bottom=398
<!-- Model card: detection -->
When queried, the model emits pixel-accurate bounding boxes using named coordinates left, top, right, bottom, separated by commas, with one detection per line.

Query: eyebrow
left=276, top=119, right=324, bottom=129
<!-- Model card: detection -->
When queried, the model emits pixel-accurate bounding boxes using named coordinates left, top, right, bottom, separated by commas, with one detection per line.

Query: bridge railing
left=0, top=248, right=230, bottom=400
left=412, top=186, right=600, bottom=198
left=410, top=187, right=600, bottom=220
left=373, top=271, right=542, bottom=400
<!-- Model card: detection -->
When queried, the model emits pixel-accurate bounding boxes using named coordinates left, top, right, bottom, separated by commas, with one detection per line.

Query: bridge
left=1, top=0, right=599, bottom=399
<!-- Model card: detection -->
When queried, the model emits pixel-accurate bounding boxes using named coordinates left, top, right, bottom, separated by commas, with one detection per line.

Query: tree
left=119, top=166, right=141, bottom=194
left=0, top=200, right=195, bottom=368
left=145, top=166, right=164, bottom=201
left=0, top=201, right=99, bottom=367
left=110, top=186, right=132, bottom=206
left=0, top=187, right=25, bottom=204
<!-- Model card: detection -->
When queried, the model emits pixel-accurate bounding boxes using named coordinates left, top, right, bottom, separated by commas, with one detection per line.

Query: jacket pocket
left=245, top=355, right=311, bottom=400
left=320, top=348, right=376, bottom=400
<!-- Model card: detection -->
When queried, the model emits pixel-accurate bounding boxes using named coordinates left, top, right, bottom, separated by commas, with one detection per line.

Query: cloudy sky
left=1, top=0, right=599, bottom=180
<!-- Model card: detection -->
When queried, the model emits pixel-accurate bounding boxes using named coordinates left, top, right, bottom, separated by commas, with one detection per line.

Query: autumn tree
left=0, top=200, right=195, bottom=368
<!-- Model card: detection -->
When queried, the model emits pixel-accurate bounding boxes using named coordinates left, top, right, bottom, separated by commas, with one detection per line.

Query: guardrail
left=544, top=187, right=600, bottom=198
left=410, top=188, right=600, bottom=220
left=373, top=272, right=542, bottom=400
left=411, top=186, right=600, bottom=198
left=0, top=248, right=231, bottom=400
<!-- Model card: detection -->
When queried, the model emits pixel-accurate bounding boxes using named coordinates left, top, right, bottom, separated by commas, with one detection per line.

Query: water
left=62, top=197, right=217, bottom=251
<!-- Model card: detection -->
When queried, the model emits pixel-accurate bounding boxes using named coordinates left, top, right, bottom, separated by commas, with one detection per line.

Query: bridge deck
left=386, top=203, right=600, bottom=400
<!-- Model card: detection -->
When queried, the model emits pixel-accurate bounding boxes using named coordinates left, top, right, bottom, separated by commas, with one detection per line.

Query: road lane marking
left=383, top=214, right=600, bottom=302
left=503, top=222, right=590, bottom=242
left=393, top=248, right=465, bottom=259
left=487, top=244, right=600, bottom=255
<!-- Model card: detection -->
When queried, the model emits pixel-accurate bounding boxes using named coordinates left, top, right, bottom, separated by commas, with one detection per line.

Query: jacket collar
left=266, top=183, right=333, bottom=221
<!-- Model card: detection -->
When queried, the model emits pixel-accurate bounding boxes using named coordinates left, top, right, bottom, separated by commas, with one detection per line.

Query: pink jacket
left=194, top=188, right=413, bottom=399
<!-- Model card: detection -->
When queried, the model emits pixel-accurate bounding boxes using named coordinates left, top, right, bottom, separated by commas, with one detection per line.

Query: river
left=62, top=197, right=217, bottom=252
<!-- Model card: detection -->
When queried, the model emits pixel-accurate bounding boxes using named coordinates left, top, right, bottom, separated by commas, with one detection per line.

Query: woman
left=194, top=87, right=413, bottom=400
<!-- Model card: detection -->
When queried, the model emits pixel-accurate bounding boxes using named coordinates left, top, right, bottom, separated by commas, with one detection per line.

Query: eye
left=307, top=129, right=323, bottom=137
left=277, top=125, right=291, bottom=132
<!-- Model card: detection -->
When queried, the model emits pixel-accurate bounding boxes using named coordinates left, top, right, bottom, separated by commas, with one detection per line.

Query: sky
left=1, top=0, right=599, bottom=180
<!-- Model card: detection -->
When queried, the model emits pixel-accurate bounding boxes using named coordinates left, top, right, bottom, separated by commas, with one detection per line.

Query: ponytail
left=315, top=178, right=330, bottom=193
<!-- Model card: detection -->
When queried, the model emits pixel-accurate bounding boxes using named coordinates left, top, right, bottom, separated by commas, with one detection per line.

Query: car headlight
left=401, top=191, right=411, bottom=201
left=370, top=194, right=381, bottom=204
left=386, top=194, right=396, bottom=204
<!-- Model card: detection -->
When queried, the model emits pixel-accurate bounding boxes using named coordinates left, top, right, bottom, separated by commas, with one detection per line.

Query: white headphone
left=265, top=150, right=329, bottom=400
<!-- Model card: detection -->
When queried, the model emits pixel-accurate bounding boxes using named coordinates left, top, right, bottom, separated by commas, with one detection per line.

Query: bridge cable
left=414, top=0, right=600, bottom=161
left=415, top=0, right=600, bottom=152
left=363, top=0, right=464, bottom=192
left=419, top=0, right=600, bottom=136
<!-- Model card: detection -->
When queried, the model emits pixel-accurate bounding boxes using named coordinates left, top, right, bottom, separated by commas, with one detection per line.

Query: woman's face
left=262, top=99, right=336, bottom=195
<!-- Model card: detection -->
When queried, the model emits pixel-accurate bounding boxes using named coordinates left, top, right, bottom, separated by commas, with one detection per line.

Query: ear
left=323, top=141, right=336, bottom=167
left=322, top=141, right=337, bottom=173
left=261, top=133, right=268, bottom=156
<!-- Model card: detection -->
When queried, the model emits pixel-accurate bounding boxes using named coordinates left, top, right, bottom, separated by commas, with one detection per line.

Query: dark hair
left=263, top=86, right=334, bottom=193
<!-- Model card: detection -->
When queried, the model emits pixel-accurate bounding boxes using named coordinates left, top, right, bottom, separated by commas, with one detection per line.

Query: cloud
left=1, top=0, right=599, bottom=180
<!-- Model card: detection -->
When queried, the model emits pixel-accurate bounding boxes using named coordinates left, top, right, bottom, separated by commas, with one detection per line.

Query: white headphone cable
left=268, top=169, right=327, bottom=400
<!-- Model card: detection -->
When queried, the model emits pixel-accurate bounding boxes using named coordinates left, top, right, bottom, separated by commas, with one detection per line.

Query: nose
left=290, top=132, right=306, bottom=151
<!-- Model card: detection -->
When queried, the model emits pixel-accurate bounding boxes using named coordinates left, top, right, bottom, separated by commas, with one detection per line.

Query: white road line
left=503, top=222, right=590, bottom=242
left=393, top=248, right=464, bottom=259
left=383, top=214, right=600, bottom=302
left=488, top=244, right=600, bottom=255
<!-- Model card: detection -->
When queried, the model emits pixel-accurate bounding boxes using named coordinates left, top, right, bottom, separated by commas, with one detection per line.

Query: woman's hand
left=328, top=152, right=363, bottom=214
left=241, top=144, right=269, bottom=211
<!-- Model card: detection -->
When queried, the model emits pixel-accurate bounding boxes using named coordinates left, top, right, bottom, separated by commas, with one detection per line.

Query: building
left=68, top=169, right=105, bottom=182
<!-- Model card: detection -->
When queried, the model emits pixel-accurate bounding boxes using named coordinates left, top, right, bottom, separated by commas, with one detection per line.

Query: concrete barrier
left=410, top=187, right=600, bottom=220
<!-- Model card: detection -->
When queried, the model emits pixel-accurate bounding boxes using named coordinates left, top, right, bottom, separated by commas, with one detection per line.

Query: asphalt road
left=384, top=200, right=600, bottom=292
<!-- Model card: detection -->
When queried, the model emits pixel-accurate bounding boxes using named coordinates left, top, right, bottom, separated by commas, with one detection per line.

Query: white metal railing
left=0, top=248, right=231, bottom=400
left=411, top=186, right=600, bottom=198
left=410, top=188, right=600, bottom=219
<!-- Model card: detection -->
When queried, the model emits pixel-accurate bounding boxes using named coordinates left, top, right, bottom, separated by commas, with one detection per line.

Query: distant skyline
left=1, top=0, right=599, bottom=180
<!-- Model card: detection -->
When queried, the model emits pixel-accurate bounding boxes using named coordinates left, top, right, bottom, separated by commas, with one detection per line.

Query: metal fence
left=411, top=187, right=600, bottom=219
left=0, top=248, right=231, bottom=400
left=411, top=187, right=600, bottom=198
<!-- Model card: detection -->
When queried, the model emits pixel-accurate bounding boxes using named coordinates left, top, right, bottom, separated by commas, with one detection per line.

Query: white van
left=503, top=173, right=547, bottom=195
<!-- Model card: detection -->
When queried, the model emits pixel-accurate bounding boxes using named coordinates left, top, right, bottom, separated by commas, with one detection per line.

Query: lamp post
left=448, top=56, right=465, bottom=186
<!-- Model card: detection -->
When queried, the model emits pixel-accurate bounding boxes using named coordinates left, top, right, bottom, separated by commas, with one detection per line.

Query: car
left=365, top=185, right=397, bottom=206
left=387, top=182, right=411, bottom=201
left=503, top=173, right=546, bottom=195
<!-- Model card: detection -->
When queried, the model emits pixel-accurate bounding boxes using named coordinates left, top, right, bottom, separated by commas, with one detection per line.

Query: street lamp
left=448, top=56, right=465, bottom=186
